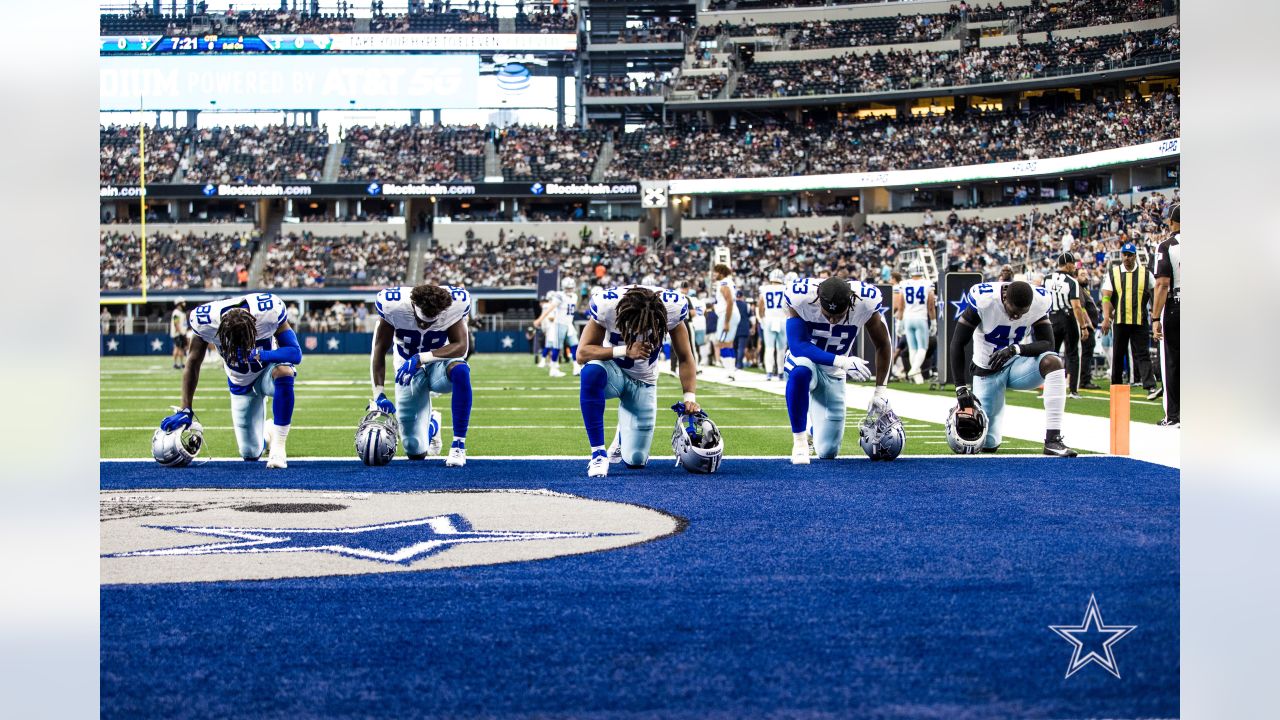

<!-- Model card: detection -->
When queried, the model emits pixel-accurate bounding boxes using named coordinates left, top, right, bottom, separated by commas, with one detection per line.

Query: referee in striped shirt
left=1152, top=206, right=1181, bottom=426
left=1044, top=253, right=1092, bottom=397
left=1100, top=242, right=1159, bottom=399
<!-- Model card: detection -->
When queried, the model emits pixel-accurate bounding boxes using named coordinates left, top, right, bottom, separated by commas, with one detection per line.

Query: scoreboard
left=100, top=33, right=577, bottom=55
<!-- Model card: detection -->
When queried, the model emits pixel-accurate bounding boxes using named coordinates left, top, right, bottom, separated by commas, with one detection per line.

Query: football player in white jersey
left=578, top=285, right=699, bottom=477
left=159, top=293, right=301, bottom=468
left=711, top=264, right=738, bottom=382
left=170, top=298, right=188, bottom=370
left=558, top=277, right=583, bottom=375
left=757, top=269, right=789, bottom=380
left=532, top=292, right=564, bottom=375
left=894, top=263, right=936, bottom=384
left=782, top=276, right=893, bottom=464
left=370, top=284, right=473, bottom=467
left=949, top=280, right=1077, bottom=456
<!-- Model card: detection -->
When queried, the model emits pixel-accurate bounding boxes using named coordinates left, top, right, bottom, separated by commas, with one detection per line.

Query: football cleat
left=1147, top=387, right=1164, bottom=401
left=1157, top=418, right=1179, bottom=428
left=266, top=439, right=288, bottom=469
left=791, top=436, right=811, bottom=465
left=572, top=363, right=582, bottom=376
left=587, top=450, right=610, bottom=478
left=445, top=440, right=466, bottom=467
left=427, top=410, right=443, bottom=456
left=1043, top=434, right=1078, bottom=457
left=909, top=371, right=924, bottom=385
left=549, top=367, right=566, bottom=378
left=607, top=431, right=623, bottom=464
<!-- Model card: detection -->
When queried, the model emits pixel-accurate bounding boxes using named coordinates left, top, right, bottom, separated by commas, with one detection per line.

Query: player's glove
left=395, top=354, right=424, bottom=386
left=374, top=392, right=396, bottom=414
left=867, top=386, right=889, bottom=414
left=928, top=320, right=937, bottom=337
left=988, top=344, right=1020, bottom=370
left=955, top=384, right=977, bottom=411
left=833, top=354, right=873, bottom=382
left=160, top=407, right=194, bottom=432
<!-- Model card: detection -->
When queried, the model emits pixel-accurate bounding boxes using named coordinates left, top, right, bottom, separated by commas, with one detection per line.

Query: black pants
left=1080, top=331, right=1097, bottom=386
left=1050, top=312, right=1082, bottom=393
left=1111, top=323, right=1156, bottom=390
left=1160, top=300, right=1180, bottom=422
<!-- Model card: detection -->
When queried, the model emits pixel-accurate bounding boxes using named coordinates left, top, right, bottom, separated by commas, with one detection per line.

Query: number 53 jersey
left=188, top=293, right=288, bottom=388
left=784, top=278, right=882, bottom=379
left=375, top=286, right=471, bottom=369
left=965, top=281, right=1052, bottom=372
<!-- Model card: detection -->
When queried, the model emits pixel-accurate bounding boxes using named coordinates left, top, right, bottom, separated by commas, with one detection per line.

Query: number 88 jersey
left=966, top=281, right=1052, bottom=372
left=784, top=277, right=882, bottom=378
left=375, top=285, right=471, bottom=368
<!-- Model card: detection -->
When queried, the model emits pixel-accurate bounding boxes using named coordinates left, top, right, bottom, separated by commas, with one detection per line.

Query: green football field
left=102, top=354, right=1069, bottom=459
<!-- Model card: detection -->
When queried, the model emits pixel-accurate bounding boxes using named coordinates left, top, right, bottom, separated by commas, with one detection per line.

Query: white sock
left=793, top=431, right=809, bottom=445
left=452, top=436, right=465, bottom=446
left=272, top=424, right=290, bottom=447
left=1042, top=368, right=1066, bottom=435
left=591, top=444, right=606, bottom=455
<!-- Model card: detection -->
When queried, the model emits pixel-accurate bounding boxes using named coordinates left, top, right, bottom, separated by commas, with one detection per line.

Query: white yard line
left=100, top=454, right=1133, bottom=463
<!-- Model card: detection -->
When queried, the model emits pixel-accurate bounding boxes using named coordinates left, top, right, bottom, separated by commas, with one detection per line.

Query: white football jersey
left=375, top=285, right=471, bottom=367
left=587, top=285, right=690, bottom=385
left=784, top=277, right=883, bottom=378
left=688, top=294, right=707, bottom=332
left=759, top=282, right=788, bottom=330
left=553, top=290, right=576, bottom=325
left=900, top=278, right=933, bottom=319
left=713, top=277, right=737, bottom=318
left=965, top=281, right=1052, bottom=371
left=189, top=293, right=288, bottom=388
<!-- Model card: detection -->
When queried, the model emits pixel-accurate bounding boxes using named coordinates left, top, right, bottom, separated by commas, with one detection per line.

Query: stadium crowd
left=496, top=125, right=604, bottom=183
left=260, top=231, right=409, bottom=288
left=99, top=230, right=256, bottom=290
left=100, top=125, right=192, bottom=185
left=184, top=125, right=330, bottom=184
left=338, top=124, right=488, bottom=182
left=734, top=26, right=1179, bottom=98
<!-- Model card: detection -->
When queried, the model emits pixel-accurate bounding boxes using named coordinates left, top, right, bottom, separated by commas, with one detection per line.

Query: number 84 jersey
left=784, top=277, right=882, bottom=379
left=966, top=281, right=1051, bottom=372
left=375, top=285, right=471, bottom=368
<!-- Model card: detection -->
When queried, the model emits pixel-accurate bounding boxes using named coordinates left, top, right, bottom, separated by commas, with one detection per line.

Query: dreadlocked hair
left=410, top=285, right=453, bottom=326
left=616, top=287, right=669, bottom=349
left=216, top=308, right=258, bottom=365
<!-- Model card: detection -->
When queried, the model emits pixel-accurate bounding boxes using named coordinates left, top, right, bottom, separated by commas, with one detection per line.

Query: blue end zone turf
left=101, top=457, right=1178, bottom=719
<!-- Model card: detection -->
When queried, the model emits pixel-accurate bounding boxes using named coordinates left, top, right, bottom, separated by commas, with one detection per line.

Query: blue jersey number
left=809, top=323, right=859, bottom=355
left=395, top=329, right=450, bottom=360
left=384, top=288, right=402, bottom=302
left=905, top=286, right=927, bottom=304
left=193, top=306, right=212, bottom=326
left=255, top=293, right=274, bottom=312
left=765, top=291, right=785, bottom=309
left=608, top=332, right=659, bottom=369
left=984, top=325, right=1027, bottom=350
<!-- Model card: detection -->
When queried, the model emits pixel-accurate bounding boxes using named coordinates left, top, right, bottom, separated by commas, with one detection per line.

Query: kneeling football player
left=370, top=284, right=473, bottom=467
left=783, top=276, right=893, bottom=464
left=578, top=286, right=700, bottom=477
left=159, top=293, right=301, bottom=468
left=949, top=280, right=1077, bottom=456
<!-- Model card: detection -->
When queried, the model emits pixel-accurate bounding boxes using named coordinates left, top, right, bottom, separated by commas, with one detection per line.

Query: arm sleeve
left=949, top=309, right=979, bottom=384
left=260, top=328, right=302, bottom=365
left=786, top=317, right=837, bottom=366
left=1018, top=319, right=1055, bottom=358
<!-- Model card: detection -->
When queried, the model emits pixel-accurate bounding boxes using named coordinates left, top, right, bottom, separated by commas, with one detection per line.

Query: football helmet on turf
left=355, top=406, right=400, bottom=466
left=859, top=397, right=905, bottom=461
left=151, top=421, right=204, bottom=467
left=946, top=402, right=989, bottom=454
left=671, top=403, right=724, bottom=474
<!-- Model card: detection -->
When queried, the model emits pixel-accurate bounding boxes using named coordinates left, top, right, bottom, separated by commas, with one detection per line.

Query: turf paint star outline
left=1048, top=594, right=1136, bottom=678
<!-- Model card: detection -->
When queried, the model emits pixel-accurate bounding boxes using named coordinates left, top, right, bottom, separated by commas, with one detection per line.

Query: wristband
left=682, top=392, right=696, bottom=403
left=1012, top=344, right=1021, bottom=355
left=418, top=351, right=437, bottom=364
left=872, top=386, right=886, bottom=402
left=373, top=385, right=385, bottom=400
left=612, top=345, right=627, bottom=359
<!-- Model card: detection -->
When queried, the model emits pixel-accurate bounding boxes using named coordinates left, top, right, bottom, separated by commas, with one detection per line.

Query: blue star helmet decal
left=103, top=514, right=628, bottom=565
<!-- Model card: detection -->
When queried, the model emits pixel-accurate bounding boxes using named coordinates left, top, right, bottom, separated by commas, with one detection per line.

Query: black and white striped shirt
left=1155, top=234, right=1181, bottom=294
left=1044, top=271, right=1080, bottom=314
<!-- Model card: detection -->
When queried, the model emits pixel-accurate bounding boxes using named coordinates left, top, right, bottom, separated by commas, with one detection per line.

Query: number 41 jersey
left=784, top=278, right=882, bottom=378
left=375, top=285, right=471, bottom=368
left=966, top=281, right=1052, bottom=372
left=189, top=293, right=287, bottom=388
left=587, top=285, right=689, bottom=385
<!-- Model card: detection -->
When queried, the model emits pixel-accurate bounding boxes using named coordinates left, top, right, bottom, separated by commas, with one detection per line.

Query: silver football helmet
left=355, top=407, right=400, bottom=466
left=671, top=408, right=724, bottom=474
left=151, top=421, right=204, bottom=468
left=859, top=397, right=905, bottom=461
left=768, top=269, right=785, bottom=283
left=945, top=402, right=989, bottom=455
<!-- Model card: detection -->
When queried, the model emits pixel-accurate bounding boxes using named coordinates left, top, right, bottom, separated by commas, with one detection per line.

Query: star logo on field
left=102, top=514, right=621, bottom=565
left=326, top=337, right=340, bottom=350
left=150, top=338, right=164, bottom=352
left=106, top=338, right=120, bottom=352
left=1049, top=595, right=1136, bottom=678
left=501, top=335, right=514, bottom=349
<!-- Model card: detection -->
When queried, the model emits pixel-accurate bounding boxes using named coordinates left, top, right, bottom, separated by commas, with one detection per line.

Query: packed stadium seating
left=370, top=11, right=499, bottom=34
left=703, top=15, right=951, bottom=49
left=497, top=125, right=604, bottom=183
left=184, top=125, right=330, bottom=184
left=260, top=232, right=409, bottom=288
left=100, top=125, right=192, bottom=185
left=338, top=125, right=488, bottom=182
left=734, top=27, right=1179, bottom=98
left=99, top=230, right=256, bottom=290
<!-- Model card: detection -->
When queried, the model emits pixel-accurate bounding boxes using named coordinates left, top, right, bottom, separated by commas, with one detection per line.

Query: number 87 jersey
left=784, top=277, right=882, bottom=378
